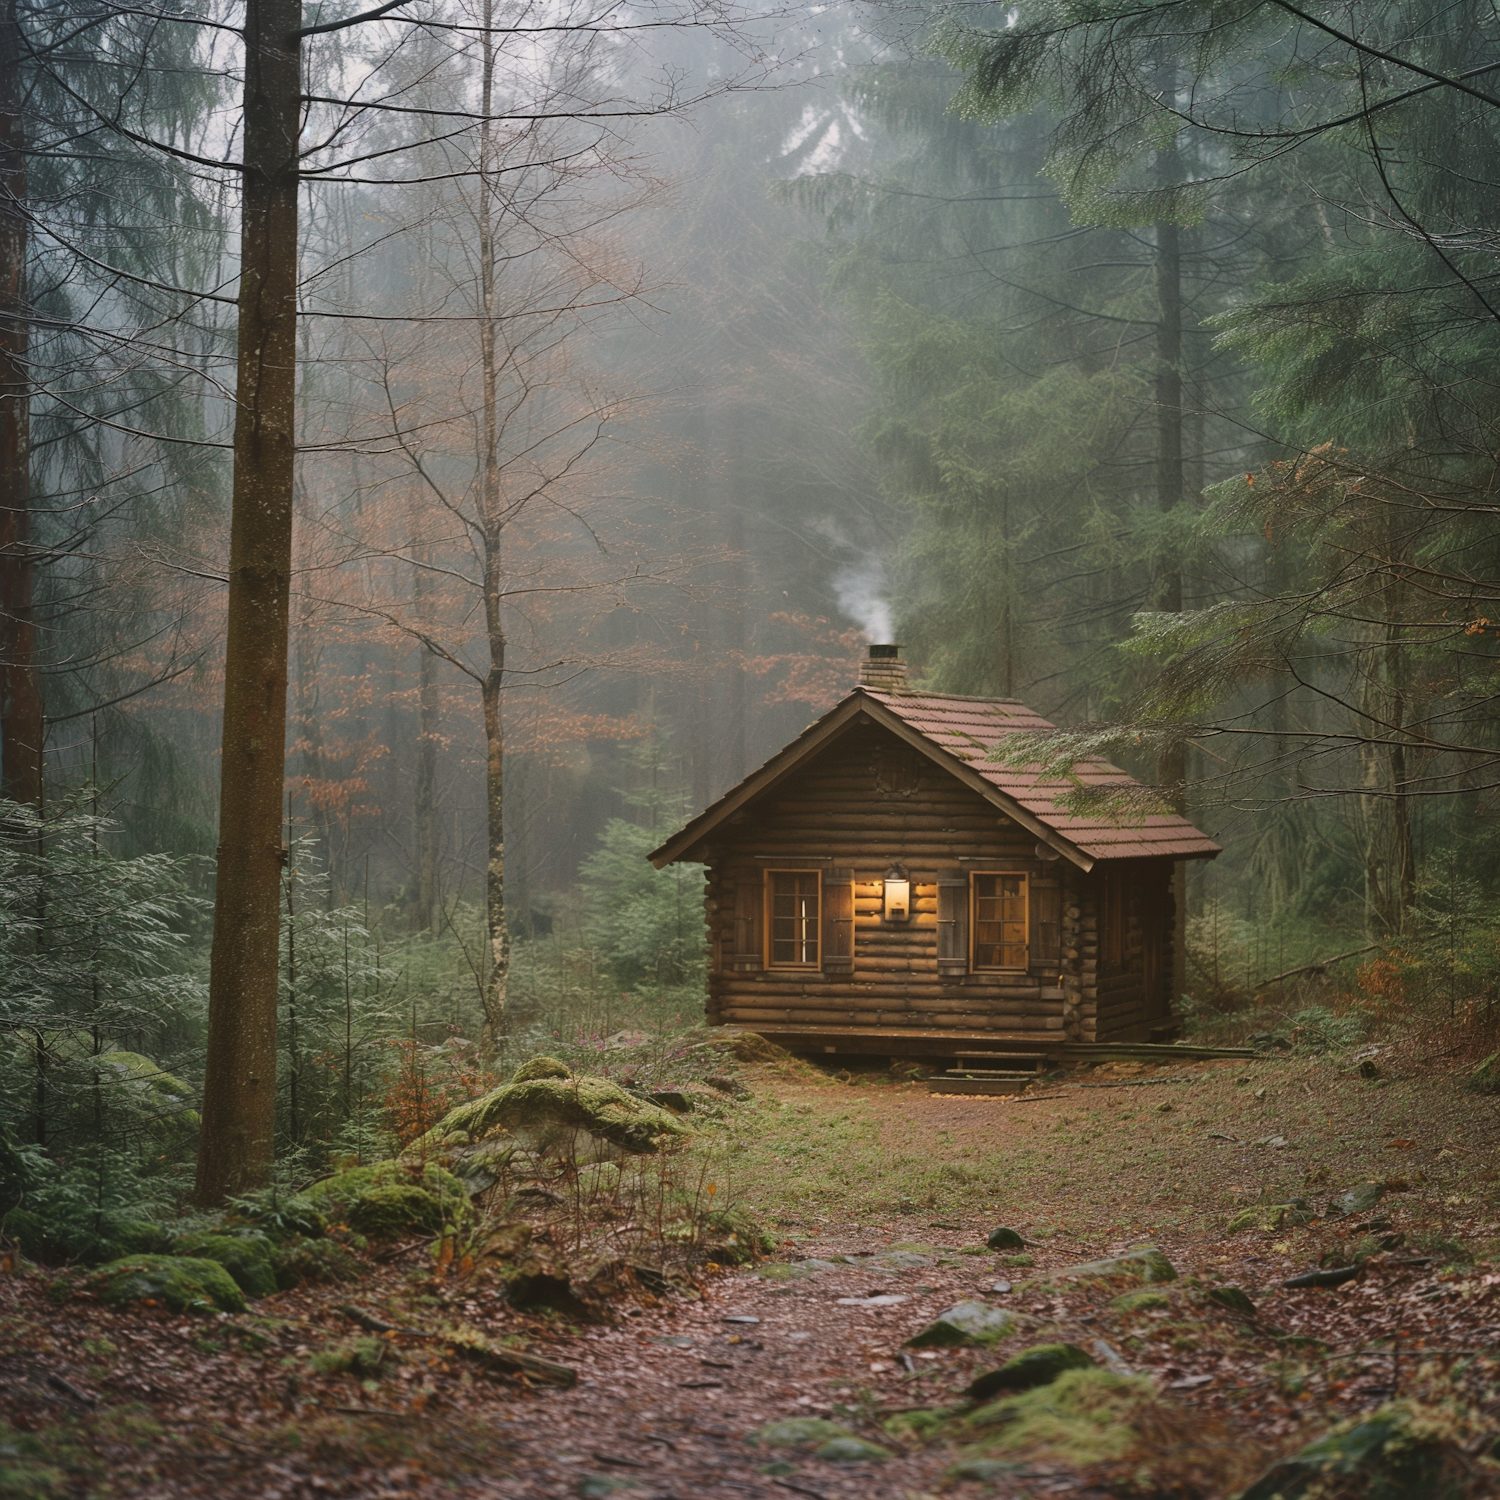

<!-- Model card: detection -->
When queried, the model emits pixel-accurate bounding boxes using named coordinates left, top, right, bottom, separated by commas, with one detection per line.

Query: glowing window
left=971, top=873, right=1028, bottom=971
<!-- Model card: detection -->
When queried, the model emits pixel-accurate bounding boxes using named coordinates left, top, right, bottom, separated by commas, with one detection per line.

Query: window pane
left=769, top=871, right=819, bottom=966
left=973, top=873, right=1026, bottom=969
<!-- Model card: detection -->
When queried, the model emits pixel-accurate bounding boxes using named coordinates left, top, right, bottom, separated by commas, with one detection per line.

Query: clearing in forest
left=3, top=1031, right=1499, bottom=1499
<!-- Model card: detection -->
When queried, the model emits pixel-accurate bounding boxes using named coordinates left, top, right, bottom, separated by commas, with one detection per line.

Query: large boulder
left=85, top=1254, right=246, bottom=1314
left=302, top=1160, right=470, bottom=1240
left=1056, top=1245, right=1176, bottom=1285
left=407, top=1068, right=688, bottom=1165
left=172, top=1231, right=278, bottom=1299
left=906, top=1301, right=1017, bottom=1349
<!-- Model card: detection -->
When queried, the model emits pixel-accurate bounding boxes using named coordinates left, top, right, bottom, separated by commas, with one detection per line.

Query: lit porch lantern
left=882, top=866, right=910, bottom=922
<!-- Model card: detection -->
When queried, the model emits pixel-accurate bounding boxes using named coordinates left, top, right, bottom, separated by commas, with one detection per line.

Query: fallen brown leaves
left=3, top=1039, right=1499, bottom=1498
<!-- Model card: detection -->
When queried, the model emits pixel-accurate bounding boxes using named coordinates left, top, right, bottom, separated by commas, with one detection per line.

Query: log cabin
left=648, top=645, right=1221, bottom=1064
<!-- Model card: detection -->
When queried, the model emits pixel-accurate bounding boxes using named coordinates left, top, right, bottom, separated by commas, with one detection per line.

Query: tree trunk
left=0, top=0, right=40, bottom=808
left=195, top=0, right=301, bottom=1207
left=476, top=0, right=508, bottom=1054
left=410, top=504, right=439, bottom=932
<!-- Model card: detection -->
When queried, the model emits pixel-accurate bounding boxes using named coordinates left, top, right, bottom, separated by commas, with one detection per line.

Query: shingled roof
left=649, top=685, right=1220, bottom=871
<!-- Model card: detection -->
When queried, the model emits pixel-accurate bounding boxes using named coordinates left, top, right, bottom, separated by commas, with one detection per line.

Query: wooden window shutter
left=822, top=869, right=854, bottom=974
left=937, top=870, right=968, bottom=976
left=1032, top=881, right=1062, bottom=968
left=732, top=871, right=763, bottom=972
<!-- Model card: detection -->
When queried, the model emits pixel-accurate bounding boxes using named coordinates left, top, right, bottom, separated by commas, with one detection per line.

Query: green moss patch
left=303, top=1160, right=470, bottom=1241
left=1110, top=1288, right=1172, bottom=1313
left=1056, top=1245, right=1176, bottom=1285
left=410, top=1074, right=688, bottom=1163
left=172, top=1232, right=277, bottom=1299
left=85, top=1254, right=246, bottom=1314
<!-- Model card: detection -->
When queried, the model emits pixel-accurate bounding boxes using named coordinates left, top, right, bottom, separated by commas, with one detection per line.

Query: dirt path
left=4, top=1049, right=1498, bottom=1497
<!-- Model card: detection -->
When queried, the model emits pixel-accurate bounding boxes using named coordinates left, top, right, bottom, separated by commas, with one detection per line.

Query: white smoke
left=832, top=556, right=894, bottom=642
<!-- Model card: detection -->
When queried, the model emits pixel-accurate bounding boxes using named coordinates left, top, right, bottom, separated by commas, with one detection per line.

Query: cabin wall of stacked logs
left=699, top=859, right=1166, bottom=1043
left=690, top=723, right=1171, bottom=1043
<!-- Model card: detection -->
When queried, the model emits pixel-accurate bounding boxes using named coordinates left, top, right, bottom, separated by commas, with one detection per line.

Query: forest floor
left=4, top=1026, right=1500, bottom=1499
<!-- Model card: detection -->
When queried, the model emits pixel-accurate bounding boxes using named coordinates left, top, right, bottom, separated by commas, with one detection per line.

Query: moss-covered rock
left=1057, top=1245, right=1176, bottom=1285
left=310, top=1336, right=390, bottom=1378
left=85, top=1254, right=246, bottom=1314
left=513, top=1055, right=573, bottom=1083
left=699, top=1030, right=789, bottom=1064
left=752, top=1417, right=855, bottom=1448
left=408, top=1074, right=688, bottom=1165
left=1237, top=1401, right=1468, bottom=1500
left=1207, top=1285, right=1256, bottom=1317
left=273, top=1235, right=363, bottom=1289
left=96, top=1051, right=199, bottom=1140
left=1467, top=1051, right=1500, bottom=1095
left=958, top=1369, right=1158, bottom=1466
left=814, top=1436, right=891, bottom=1463
left=302, top=1160, right=470, bottom=1240
left=906, top=1301, right=1018, bottom=1349
left=968, top=1343, right=1097, bottom=1401
left=1111, top=1288, right=1172, bottom=1313
left=986, top=1226, right=1026, bottom=1251
left=172, top=1232, right=278, bottom=1299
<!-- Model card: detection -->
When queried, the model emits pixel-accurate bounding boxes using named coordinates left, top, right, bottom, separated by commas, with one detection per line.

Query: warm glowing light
left=882, top=866, right=910, bottom=922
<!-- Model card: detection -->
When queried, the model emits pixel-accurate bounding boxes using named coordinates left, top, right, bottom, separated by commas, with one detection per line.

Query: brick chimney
left=858, top=643, right=908, bottom=692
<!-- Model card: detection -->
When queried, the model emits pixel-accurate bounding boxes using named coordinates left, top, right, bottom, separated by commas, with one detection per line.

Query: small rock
left=948, top=1459, right=1017, bottom=1483
left=988, top=1280, right=1012, bottom=1294
left=1326, top=1181, right=1385, bottom=1218
left=904, top=1301, right=1016, bottom=1348
left=1207, top=1285, right=1256, bottom=1316
left=814, top=1436, right=890, bottom=1463
left=873, top=1250, right=933, bottom=1270
left=722, top=1314, right=761, bottom=1324
left=836, top=1293, right=908, bottom=1307
left=967, top=1342, right=1096, bottom=1400
left=753, top=1417, right=852, bottom=1448
left=756, top=1262, right=816, bottom=1281
left=1468, top=1051, right=1500, bottom=1095
left=1057, top=1245, right=1176, bottom=1285
left=1090, top=1338, right=1132, bottom=1374
left=1110, top=1288, right=1170, bottom=1313
left=985, top=1226, right=1026, bottom=1251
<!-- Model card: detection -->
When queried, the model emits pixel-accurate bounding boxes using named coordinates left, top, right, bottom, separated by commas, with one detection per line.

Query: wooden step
left=927, top=1077, right=1034, bottom=1096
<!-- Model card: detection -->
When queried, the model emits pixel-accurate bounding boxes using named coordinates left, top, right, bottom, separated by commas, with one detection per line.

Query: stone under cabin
left=649, top=644, right=1220, bottom=1075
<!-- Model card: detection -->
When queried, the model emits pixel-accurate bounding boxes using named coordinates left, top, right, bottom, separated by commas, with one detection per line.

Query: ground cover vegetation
left=2, top=0, right=1500, bottom=1495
